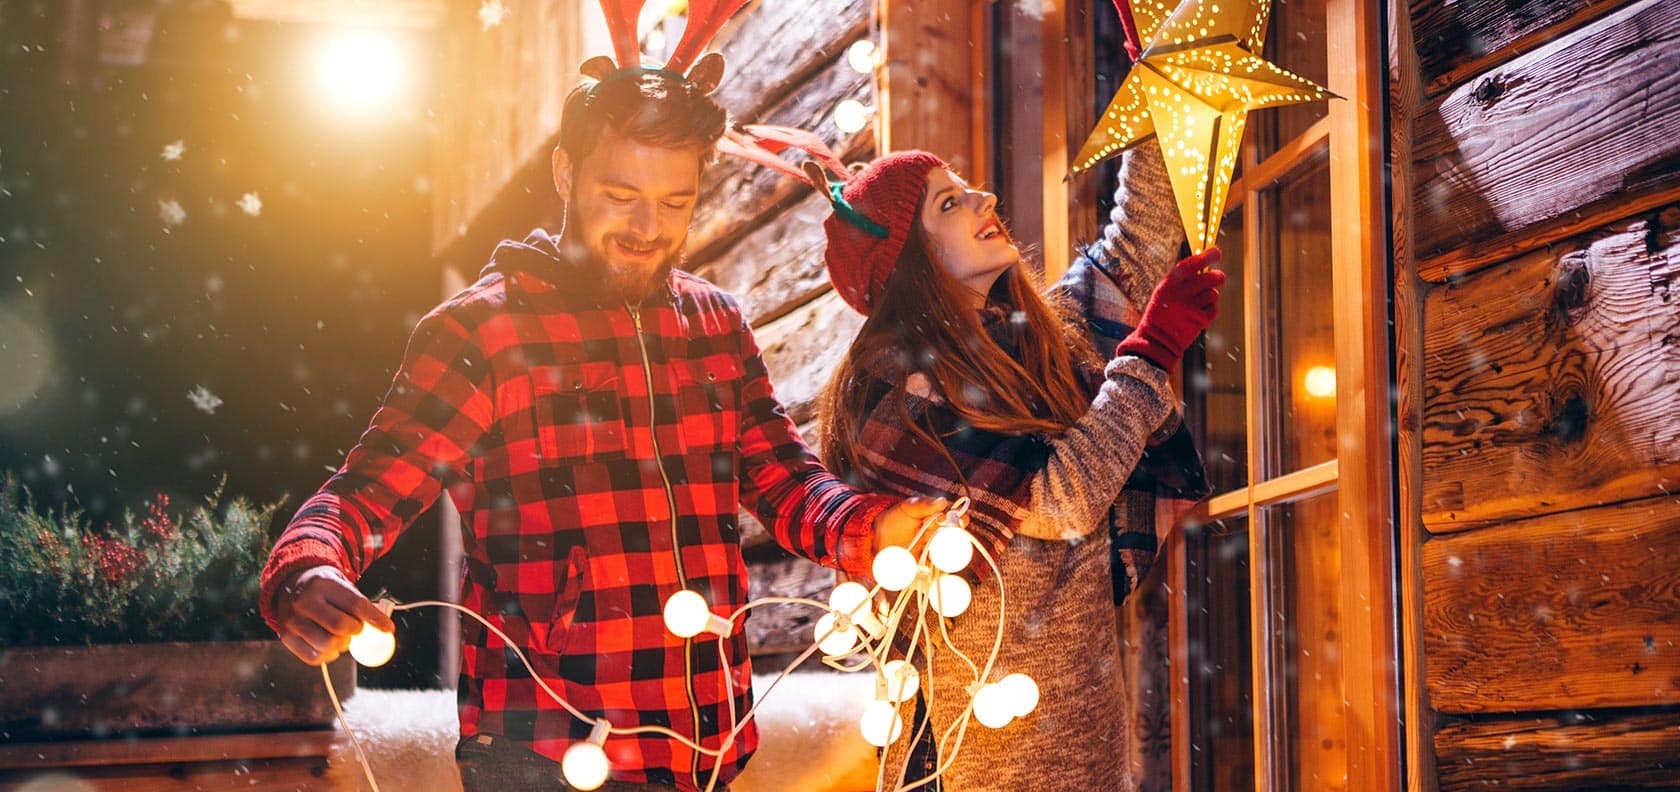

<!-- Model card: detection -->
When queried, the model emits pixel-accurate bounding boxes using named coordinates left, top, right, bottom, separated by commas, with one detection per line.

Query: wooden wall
left=428, top=0, right=877, bottom=656
left=1392, top=0, right=1680, bottom=787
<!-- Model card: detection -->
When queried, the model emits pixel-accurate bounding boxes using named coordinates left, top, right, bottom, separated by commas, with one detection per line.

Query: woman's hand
left=871, top=496, right=951, bottom=557
left=1114, top=247, right=1225, bottom=373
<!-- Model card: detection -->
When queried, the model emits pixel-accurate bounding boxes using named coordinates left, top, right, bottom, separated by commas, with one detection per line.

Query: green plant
left=0, top=475, right=284, bottom=646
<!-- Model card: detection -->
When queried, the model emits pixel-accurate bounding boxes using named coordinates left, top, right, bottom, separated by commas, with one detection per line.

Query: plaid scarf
left=846, top=277, right=1208, bottom=592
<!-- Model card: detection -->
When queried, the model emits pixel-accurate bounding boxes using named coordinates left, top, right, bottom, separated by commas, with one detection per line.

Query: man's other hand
left=274, top=565, right=395, bottom=666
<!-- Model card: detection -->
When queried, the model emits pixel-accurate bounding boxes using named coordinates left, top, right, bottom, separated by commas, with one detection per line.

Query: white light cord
left=320, top=496, right=1013, bottom=792
left=322, top=662, right=381, bottom=792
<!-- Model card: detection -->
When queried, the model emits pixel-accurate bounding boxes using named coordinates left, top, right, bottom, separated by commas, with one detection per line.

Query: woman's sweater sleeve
left=1088, top=141, right=1186, bottom=313
left=1016, top=355, right=1174, bottom=540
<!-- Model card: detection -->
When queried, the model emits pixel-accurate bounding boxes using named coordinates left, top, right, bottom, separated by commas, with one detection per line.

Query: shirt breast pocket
left=531, top=364, right=626, bottom=462
left=675, top=356, right=743, bottom=453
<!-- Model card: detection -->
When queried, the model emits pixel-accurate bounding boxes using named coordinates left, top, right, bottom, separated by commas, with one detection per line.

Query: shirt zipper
left=628, top=303, right=706, bottom=788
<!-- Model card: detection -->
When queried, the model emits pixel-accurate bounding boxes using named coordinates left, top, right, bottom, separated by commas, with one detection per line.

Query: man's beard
left=555, top=232, right=683, bottom=303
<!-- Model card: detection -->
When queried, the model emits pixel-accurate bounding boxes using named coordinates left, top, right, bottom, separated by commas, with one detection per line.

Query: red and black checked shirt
left=259, top=231, right=894, bottom=790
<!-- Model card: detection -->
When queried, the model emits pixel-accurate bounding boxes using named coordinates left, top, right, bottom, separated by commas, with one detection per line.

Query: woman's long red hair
left=818, top=225, right=1099, bottom=483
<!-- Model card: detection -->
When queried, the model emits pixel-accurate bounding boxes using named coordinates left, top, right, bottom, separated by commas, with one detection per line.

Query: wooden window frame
left=885, top=1, right=1399, bottom=787
left=1164, top=1, right=1400, bottom=790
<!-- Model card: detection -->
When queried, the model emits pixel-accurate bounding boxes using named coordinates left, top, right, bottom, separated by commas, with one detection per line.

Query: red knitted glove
left=1115, top=247, right=1225, bottom=373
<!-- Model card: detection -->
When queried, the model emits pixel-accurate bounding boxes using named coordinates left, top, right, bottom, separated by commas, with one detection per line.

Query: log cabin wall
left=1392, top=0, right=1680, bottom=788
left=428, top=0, right=876, bottom=658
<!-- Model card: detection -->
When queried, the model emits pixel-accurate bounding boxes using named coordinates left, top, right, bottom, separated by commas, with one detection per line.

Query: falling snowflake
left=479, top=0, right=511, bottom=30
left=160, top=139, right=185, bottom=161
left=187, top=385, right=223, bottom=414
left=237, top=192, right=263, bottom=216
left=158, top=199, right=186, bottom=226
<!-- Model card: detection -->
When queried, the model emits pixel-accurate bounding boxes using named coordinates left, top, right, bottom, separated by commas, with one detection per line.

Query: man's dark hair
left=558, top=70, right=729, bottom=165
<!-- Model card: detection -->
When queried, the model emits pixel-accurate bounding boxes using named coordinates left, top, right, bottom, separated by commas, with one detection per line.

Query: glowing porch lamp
left=312, top=28, right=409, bottom=117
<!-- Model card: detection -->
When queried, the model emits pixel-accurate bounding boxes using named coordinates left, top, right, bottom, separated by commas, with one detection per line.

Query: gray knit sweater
left=884, top=142, right=1184, bottom=792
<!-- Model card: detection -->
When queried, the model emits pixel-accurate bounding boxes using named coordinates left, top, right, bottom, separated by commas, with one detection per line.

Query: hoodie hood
left=481, top=228, right=675, bottom=307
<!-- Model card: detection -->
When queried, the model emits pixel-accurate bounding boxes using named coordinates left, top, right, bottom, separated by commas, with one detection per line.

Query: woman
left=814, top=144, right=1222, bottom=790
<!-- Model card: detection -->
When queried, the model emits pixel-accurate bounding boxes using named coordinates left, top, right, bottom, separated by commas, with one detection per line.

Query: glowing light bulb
left=859, top=699, right=903, bottom=747
left=882, top=659, right=920, bottom=704
left=1303, top=365, right=1336, bottom=399
left=930, top=574, right=972, bottom=618
left=829, top=581, right=871, bottom=618
left=872, top=546, right=918, bottom=592
left=348, top=622, right=395, bottom=667
left=663, top=590, right=733, bottom=639
left=828, top=581, right=884, bottom=638
left=562, top=721, right=612, bottom=790
left=971, top=683, right=1014, bottom=729
left=927, top=526, right=974, bottom=573
left=847, top=39, right=878, bottom=74
left=663, top=590, right=710, bottom=638
left=998, top=673, right=1040, bottom=717
left=815, top=612, right=859, bottom=656
left=834, top=100, right=871, bottom=134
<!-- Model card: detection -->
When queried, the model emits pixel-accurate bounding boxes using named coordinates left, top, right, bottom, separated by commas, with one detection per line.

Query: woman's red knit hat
left=822, top=150, right=946, bottom=316
left=709, top=126, right=946, bottom=315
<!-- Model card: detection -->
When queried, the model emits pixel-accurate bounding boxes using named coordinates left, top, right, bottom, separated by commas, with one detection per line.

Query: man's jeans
left=455, top=734, right=730, bottom=792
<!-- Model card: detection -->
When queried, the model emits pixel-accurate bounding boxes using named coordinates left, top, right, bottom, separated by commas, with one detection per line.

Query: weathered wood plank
left=1433, top=711, right=1680, bottom=790
left=1421, top=495, right=1680, bottom=715
left=880, top=0, right=982, bottom=175
left=689, top=55, right=874, bottom=268
left=744, top=553, right=835, bottom=656
left=1411, top=0, right=1680, bottom=282
left=431, top=0, right=581, bottom=256
left=710, top=0, right=870, bottom=123
left=0, top=757, right=332, bottom=791
left=751, top=290, right=864, bottom=428
left=694, top=192, right=834, bottom=328
left=1388, top=1, right=1439, bottom=787
left=1409, top=0, right=1637, bottom=97
left=1420, top=206, right=1680, bottom=532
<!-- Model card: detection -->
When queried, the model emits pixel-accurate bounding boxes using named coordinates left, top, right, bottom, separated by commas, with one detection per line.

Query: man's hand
left=871, top=496, right=952, bottom=557
left=274, top=565, right=395, bottom=666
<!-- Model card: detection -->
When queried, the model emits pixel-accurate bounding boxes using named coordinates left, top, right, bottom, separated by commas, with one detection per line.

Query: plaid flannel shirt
left=259, top=231, right=894, bottom=790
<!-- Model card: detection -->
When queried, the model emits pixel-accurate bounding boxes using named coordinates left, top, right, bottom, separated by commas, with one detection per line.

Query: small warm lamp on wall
left=1303, top=364, right=1336, bottom=400
left=1071, top=0, right=1336, bottom=252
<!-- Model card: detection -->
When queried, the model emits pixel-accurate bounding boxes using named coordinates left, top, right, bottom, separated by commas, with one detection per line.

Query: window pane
left=1259, top=148, right=1335, bottom=475
left=1264, top=492, right=1346, bottom=791
left=1186, top=210, right=1247, bottom=495
left=1186, top=514, right=1253, bottom=791
left=1256, top=0, right=1328, bottom=162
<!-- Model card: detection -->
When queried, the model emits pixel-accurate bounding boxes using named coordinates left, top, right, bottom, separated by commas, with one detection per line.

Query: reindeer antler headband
left=715, top=124, right=890, bottom=239
left=579, top=0, right=751, bottom=95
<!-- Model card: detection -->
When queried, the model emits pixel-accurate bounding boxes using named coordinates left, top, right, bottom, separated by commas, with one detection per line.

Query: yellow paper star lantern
left=1073, top=0, right=1335, bottom=252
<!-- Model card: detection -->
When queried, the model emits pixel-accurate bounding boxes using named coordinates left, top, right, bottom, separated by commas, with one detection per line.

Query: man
left=260, top=64, right=940, bottom=791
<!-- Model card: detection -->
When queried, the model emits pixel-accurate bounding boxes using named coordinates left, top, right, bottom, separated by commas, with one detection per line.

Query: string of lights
left=323, top=496, right=1038, bottom=792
